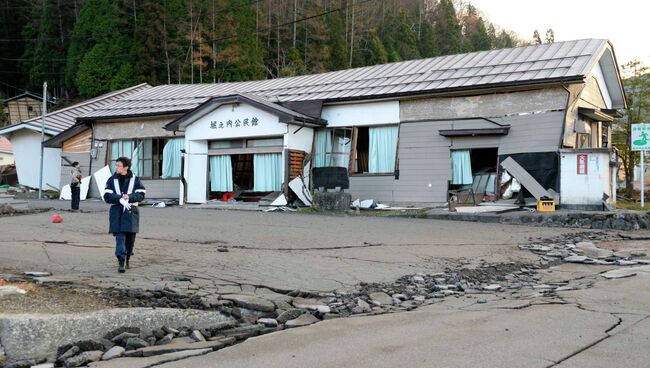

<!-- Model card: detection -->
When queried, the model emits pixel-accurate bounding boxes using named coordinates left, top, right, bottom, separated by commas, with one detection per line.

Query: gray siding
left=141, top=179, right=180, bottom=199
left=350, top=111, right=565, bottom=204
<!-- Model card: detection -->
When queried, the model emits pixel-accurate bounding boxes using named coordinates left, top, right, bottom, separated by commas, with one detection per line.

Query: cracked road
left=1, top=200, right=649, bottom=367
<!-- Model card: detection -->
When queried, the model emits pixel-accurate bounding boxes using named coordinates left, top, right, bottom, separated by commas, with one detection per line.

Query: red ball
left=51, top=213, right=63, bottom=223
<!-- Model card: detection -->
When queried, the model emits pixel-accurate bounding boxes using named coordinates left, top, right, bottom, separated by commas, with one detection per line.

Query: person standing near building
left=70, top=162, right=82, bottom=211
left=103, top=157, right=146, bottom=273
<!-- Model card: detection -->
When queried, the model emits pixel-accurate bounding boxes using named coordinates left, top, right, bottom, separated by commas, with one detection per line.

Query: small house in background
left=0, top=137, right=13, bottom=164
left=0, top=83, right=150, bottom=191
left=3, top=92, right=53, bottom=125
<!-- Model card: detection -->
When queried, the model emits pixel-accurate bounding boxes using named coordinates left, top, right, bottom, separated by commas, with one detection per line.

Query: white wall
left=183, top=103, right=314, bottom=204
left=0, top=152, right=13, bottom=164
left=591, top=63, right=612, bottom=109
left=560, top=151, right=612, bottom=207
left=9, top=130, right=61, bottom=190
left=321, top=100, right=400, bottom=127
left=185, top=104, right=287, bottom=141
left=285, top=126, right=314, bottom=153
left=184, top=140, right=208, bottom=204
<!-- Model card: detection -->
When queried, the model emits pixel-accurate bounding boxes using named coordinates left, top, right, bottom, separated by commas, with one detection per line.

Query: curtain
left=253, top=153, right=282, bottom=192
left=209, top=155, right=233, bottom=192
left=131, top=141, right=142, bottom=176
left=451, top=150, right=473, bottom=185
left=313, top=130, right=330, bottom=168
left=368, top=126, right=398, bottom=173
left=161, top=138, right=185, bottom=179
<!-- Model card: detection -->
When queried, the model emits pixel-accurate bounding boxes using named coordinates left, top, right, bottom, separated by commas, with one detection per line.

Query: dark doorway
left=232, top=154, right=253, bottom=190
left=470, top=148, right=498, bottom=173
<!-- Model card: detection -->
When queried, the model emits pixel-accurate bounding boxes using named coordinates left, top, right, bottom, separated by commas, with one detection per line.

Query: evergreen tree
left=0, top=0, right=30, bottom=95
left=532, top=30, right=542, bottom=45
left=21, top=0, right=77, bottom=97
left=545, top=28, right=554, bottom=43
left=469, top=17, right=491, bottom=51
left=433, top=0, right=462, bottom=55
left=364, top=31, right=388, bottom=65
left=65, top=0, right=135, bottom=97
left=418, top=20, right=438, bottom=58
left=325, top=13, right=347, bottom=71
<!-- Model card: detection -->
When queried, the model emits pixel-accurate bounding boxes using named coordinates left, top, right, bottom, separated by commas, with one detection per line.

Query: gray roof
left=83, top=39, right=621, bottom=120
left=0, top=83, right=151, bottom=136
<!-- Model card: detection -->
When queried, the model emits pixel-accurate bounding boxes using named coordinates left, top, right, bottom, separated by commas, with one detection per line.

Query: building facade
left=51, top=39, right=626, bottom=209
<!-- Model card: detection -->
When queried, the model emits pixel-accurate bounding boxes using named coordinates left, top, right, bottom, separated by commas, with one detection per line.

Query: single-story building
left=51, top=39, right=626, bottom=209
left=0, top=83, right=150, bottom=191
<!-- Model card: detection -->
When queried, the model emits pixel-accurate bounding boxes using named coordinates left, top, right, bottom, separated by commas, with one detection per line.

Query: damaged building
left=46, top=39, right=626, bottom=210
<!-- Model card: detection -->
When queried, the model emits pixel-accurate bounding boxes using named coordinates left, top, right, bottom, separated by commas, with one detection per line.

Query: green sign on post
left=632, top=123, right=650, bottom=151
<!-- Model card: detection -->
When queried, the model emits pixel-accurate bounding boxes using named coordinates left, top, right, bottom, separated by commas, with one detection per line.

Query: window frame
left=349, top=125, right=399, bottom=177
left=108, top=137, right=172, bottom=180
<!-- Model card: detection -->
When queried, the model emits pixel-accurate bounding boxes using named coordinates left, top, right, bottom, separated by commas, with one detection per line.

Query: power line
left=0, top=53, right=132, bottom=62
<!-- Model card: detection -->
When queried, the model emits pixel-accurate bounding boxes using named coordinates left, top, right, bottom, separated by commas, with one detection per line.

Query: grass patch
left=616, top=201, right=650, bottom=211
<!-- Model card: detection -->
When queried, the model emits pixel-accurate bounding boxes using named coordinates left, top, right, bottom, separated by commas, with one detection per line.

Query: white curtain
left=209, top=155, right=233, bottom=192
left=451, top=150, right=473, bottom=185
left=253, top=153, right=282, bottom=192
left=161, top=138, right=185, bottom=179
left=368, top=126, right=398, bottom=173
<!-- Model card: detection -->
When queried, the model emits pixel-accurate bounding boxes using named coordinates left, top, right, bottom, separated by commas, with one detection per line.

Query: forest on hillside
left=0, top=0, right=525, bottom=105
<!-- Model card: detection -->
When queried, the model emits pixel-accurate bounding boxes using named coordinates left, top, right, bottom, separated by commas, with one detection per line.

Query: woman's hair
left=116, top=157, right=131, bottom=169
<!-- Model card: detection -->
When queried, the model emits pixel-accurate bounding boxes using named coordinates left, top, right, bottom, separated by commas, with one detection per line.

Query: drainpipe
left=180, top=149, right=187, bottom=206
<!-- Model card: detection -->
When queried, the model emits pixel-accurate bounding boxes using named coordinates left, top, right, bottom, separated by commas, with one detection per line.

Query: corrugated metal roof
left=83, top=39, right=611, bottom=119
left=0, top=83, right=151, bottom=135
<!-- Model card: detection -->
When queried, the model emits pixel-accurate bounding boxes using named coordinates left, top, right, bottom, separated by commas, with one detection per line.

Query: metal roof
left=0, top=83, right=151, bottom=136
left=82, top=39, right=620, bottom=120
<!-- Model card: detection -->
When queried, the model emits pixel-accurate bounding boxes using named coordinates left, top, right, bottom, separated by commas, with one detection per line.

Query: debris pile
left=520, top=233, right=649, bottom=266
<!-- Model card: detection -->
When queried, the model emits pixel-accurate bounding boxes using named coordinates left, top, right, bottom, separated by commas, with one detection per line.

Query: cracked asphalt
left=1, top=200, right=650, bottom=367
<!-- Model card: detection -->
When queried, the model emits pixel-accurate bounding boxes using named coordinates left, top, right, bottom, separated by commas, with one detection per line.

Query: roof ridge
left=20, top=83, right=151, bottom=124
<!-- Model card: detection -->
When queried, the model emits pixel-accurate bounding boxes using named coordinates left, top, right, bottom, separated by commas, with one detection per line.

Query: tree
left=20, top=0, right=76, bottom=97
left=65, top=0, right=135, bottom=97
left=545, top=28, right=554, bottom=43
left=614, top=61, right=650, bottom=196
left=433, top=0, right=462, bottom=55
left=532, top=30, right=542, bottom=45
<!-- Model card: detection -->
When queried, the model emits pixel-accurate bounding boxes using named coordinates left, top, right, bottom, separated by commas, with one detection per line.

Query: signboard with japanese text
left=632, top=123, right=650, bottom=151
left=576, top=154, right=588, bottom=175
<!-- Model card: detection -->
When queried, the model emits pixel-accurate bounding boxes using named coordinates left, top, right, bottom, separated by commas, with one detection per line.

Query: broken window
left=313, top=128, right=352, bottom=169
left=351, top=126, right=398, bottom=174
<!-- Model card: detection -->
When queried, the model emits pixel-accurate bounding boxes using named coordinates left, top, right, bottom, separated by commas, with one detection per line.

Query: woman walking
left=103, top=157, right=146, bottom=273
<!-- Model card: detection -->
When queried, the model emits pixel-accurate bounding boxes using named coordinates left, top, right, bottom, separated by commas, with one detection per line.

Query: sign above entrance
left=210, top=117, right=259, bottom=130
left=631, top=123, right=650, bottom=151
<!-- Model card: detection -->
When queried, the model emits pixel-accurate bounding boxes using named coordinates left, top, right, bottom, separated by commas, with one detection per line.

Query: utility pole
left=38, top=82, right=47, bottom=199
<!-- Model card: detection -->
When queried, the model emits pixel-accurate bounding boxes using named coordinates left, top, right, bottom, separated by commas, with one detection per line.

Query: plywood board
left=93, top=165, right=112, bottom=202
left=59, top=176, right=90, bottom=201
left=288, top=177, right=312, bottom=206
left=500, top=157, right=551, bottom=200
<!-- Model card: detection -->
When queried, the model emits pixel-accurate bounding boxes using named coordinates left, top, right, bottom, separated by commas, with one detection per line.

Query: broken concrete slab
left=0, top=308, right=233, bottom=362
left=88, top=348, right=213, bottom=368
left=126, top=338, right=235, bottom=358
left=285, top=313, right=319, bottom=328
left=369, top=292, right=393, bottom=306
left=220, top=294, right=275, bottom=312
left=576, top=241, right=614, bottom=259
left=292, top=298, right=327, bottom=311
left=0, top=286, right=27, bottom=298
left=601, top=265, right=650, bottom=280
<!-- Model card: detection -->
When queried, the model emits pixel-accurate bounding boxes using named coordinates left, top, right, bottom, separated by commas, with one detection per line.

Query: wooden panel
left=63, top=129, right=92, bottom=153
left=289, top=149, right=305, bottom=180
left=579, top=76, right=607, bottom=109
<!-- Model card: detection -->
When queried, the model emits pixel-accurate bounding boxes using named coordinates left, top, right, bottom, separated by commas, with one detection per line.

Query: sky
left=470, top=0, right=650, bottom=71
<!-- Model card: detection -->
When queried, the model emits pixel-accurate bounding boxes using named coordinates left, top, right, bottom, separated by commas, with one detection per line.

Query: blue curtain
left=161, top=138, right=185, bottom=178
left=253, top=153, right=282, bottom=192
left=209, top=155, right=233, bottom=192
left=368, top=126, right=398, bottom=173
left=451, top=150, right=473, bottom=185
left=313, top=130, right=330, bottom=168
left=131, top=142, right=142, bottom=176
